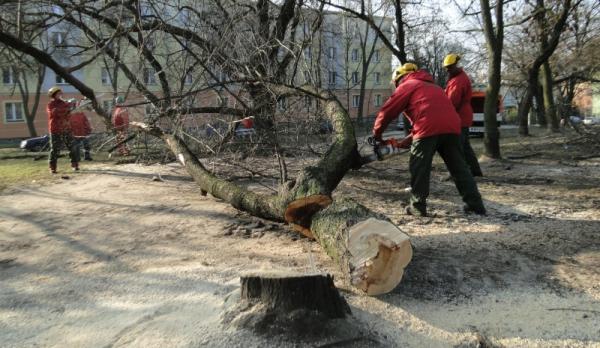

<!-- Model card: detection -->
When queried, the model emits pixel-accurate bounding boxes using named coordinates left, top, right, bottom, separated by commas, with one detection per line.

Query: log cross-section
left=310, top=199, right=413, bottom=296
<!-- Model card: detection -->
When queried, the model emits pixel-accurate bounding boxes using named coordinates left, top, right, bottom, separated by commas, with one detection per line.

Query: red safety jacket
left=70, top=112, right=92, bottom=137
left=47, top=98, right=74, bottom=134
left=445, top=68, right=473, bottom=127
left=112, top=106, right=129, bottom=131
left=373, top=70, right=460, bottom=140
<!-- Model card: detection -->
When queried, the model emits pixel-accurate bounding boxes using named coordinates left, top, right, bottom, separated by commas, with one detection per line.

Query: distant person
left=68, top=99, right=93, bottom=161
left=371, top=63, right=486, bottom=217
left=443, top=53, right=483, bottom=177
left=46, top=87, right=79, bottom=173
left=112, top=96, right=130, bottom=156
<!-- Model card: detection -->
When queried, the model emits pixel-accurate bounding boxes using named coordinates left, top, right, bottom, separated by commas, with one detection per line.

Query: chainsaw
left=359, top=136, right=412, bottom=166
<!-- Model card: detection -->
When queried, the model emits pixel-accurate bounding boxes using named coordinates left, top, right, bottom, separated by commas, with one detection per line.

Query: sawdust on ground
left=1, top=134, right=599, bottom=347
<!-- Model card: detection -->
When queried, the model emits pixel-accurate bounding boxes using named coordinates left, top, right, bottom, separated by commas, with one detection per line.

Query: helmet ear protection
left=392, top=62, right=418, bottom=83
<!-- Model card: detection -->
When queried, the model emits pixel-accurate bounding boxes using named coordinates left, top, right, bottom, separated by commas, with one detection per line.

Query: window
left=216, top=71, right=227, bottom=83
left=351, top=49, right=359, bottom=62
left=303, top=70, right=311, bottom=84
left=51, top=32, right=66, bottom=47
left=374, top=49, right=380, bottom=62
left=304, top=95, right=312, bottom=109
left=144, top=68, right=156, bottom=85
left=303, top=22, right=310, bottom=35
left=352, top=95, right=360, bottom=108
left=4, top=102, right=24, bottom=123
left=185, top=73, right=193, bottom=85
left=55, top=74, right=66, bottom=84
left=375, top=94, right=382, bottom=107
left=144, top=37, right=155, bottom=50
left=374, top=72, right=381, bottom=85
left=277, top=96, right=286, bottom=111
left=351, top=72, right=359, bottom=85
left=102, top=100, right=114, bottom=113
left=140, top=4, right=153, bottom=18
left=328, top=47, right=336, bottom=60
left=216, top=96, right=229, bottom=106
left=2, top=68, right=16, bottom=84
left=101, top=68, right=111, bottom=85
left=145, top=103, right=156, bottom=116
left=304, top=46, right=312, bottom=59
left=328, top=71, right=336, bottom=85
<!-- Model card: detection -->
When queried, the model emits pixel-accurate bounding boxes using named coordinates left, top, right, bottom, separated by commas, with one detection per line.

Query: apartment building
left=0, top=4, right=394, bottom=139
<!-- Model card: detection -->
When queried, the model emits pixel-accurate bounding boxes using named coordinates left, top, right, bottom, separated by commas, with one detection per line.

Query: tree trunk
left=534, top=79, right=547, bottom=128
left=541, top=61, right=559, bottom=131
left=480, top=0, right=504, bottom=159
left=518, top=70, right=537, bottom=136
left=240, top=273, right=350, bottom=318
left=310, top=199, right=412, bottom=295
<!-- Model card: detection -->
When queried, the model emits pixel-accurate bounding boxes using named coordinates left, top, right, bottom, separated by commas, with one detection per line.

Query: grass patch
left=0, top=157, right=53, bottom=192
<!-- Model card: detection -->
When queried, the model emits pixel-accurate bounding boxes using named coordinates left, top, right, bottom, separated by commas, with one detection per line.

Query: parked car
left=20, top=135, right=49, bottom=152
left=569, top=116, right=583, bottom=124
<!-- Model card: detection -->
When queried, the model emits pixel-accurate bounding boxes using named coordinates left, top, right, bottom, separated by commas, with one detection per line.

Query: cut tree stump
left=240, top=273, right=350, bottom=319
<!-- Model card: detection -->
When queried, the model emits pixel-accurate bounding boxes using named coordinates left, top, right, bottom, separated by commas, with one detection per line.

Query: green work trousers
left=49, top=133, right=80, bottom=168
left=460, top=127, right=483, bottom=176
left=409, top=133, right=485, bottom=215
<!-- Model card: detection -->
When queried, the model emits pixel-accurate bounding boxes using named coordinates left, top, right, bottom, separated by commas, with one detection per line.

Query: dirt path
left=1, top=138, right=599, bottom=347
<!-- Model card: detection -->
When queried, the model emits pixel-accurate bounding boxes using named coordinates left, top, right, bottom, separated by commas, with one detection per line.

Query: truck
left=469, top=89, right=503, bottom=136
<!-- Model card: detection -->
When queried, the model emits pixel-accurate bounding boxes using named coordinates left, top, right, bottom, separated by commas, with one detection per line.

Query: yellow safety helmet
left=443, top=53, right=460, bottom=67
left=392, top=62, right=418, bottom=83
left=47, top=86, right=62, bottom=97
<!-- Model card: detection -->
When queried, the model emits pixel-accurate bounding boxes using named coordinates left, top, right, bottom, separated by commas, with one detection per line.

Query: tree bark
left=534, top=78, right=547, bottom=128
left=480, top=0, right=504, bottom=159
left=310, top=199, right=412, bottom=295
left=541, top=61, right=559, bottom=131
left=240, top=273, right=350, bottom=318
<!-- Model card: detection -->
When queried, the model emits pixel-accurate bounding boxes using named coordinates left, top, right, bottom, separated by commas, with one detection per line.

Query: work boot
left=84, top=152, right=93, bottom=161
left=49, top=163, right=57, bottom=174
left=464, top=204, right=486, bottom=216
left=405, top=205, right=427, bottom=217
left=71, top=162, right=79, bottom=171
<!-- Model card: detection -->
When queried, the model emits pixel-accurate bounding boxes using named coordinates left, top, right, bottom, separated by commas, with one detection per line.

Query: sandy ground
left=1, top=134, right=600, bottom=347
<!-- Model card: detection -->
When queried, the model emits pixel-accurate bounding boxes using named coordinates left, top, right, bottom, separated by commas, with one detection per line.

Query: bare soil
left=1, top=131, right=599, bottom=347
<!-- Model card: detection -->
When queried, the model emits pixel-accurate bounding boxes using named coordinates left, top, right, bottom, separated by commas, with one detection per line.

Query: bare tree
left=516, top=0, right=579, bottom=136
left=0, top=0, right=413, bottom=295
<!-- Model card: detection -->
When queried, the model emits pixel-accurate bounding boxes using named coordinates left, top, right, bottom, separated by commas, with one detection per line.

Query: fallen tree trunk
left=130, top=93, right=413, bottom=296
left=310, top=199, right=412, bottom=295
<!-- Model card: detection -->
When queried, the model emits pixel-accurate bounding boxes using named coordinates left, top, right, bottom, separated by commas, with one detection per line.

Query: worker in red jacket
left=68, top=99, right=93, bottom=161
left=371, top=63, right=486, bottom=216
left=444, top=54, right=483, bottom=176
left=46, top=87, right=79, bottom=173
left=112, top=96, right=130, bottom=156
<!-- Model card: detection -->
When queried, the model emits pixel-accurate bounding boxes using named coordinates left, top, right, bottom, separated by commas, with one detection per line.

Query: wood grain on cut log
left=310, top=199, right=413, bottom=296
left=240, top=273, right=350, bottom=319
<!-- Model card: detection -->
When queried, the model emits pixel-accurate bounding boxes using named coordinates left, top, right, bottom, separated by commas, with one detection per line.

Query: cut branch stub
left=284, top=195, right=332, bottom=239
